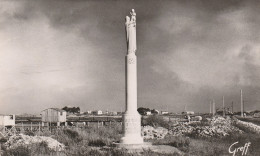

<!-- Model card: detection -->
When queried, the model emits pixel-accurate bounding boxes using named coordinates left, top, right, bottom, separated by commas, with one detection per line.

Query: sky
left=0, top=0, right=260, bottom=114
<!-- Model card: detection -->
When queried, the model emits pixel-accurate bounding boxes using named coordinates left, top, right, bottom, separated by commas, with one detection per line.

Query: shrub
left=31, top=141, right=52, bottom=155
left=3, top=145, right=30, bottom=156
left=0, top=137, right=7, bottom=143
left=88, top=139, right=106, bottom=147
left=24, top=131, right=35, bottom=136
left=143, top=115, right=169, bottom=128
left=86, top=149, right=104, bottom=156
left=63, top=128, right=83, bottom=142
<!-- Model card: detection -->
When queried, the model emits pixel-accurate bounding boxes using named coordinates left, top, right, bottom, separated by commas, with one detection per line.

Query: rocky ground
left=169, top=116, right=243, bottom=137
left=142, top=126, right=168, bottom=139
left=142, top=116, right=243, bottom=139
left=5, top=134, right=65, bottom=151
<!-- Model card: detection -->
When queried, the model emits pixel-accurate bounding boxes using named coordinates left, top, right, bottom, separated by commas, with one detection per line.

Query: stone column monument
left=120, top=9, right=143, bottom=145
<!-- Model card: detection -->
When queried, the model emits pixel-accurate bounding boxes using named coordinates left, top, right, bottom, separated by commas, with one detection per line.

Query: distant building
left=41, top=108, right=67, bottom=126
left=182, top=111, right=194, bottom=115
left=0, top=114, right=15, bottom=137
left=146, top=111, right=152, bottom=115
left=0, top=114, right=15, bottom=127
left=106, top=111, right=118, bottom=116
left=92, top=110, right=102, bottom=115
left=85, top=110, right=92, bottom=114
left=111, top=111, right=117, bottom=115
left=161, top=111, right=169, bottom=115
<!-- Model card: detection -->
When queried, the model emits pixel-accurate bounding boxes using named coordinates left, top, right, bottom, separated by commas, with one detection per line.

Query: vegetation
left=137, top=107, right=151, bottom=115
left=152, top=135, right=190, bottom=152
left=62, top=106, right=80, bottom=114
left=1, top=116, right=260, bottom=156
left=142, top=115, right=169, bottom=128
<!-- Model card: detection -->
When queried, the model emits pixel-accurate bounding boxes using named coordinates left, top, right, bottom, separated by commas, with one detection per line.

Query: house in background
left=0, top=114, right=15, bottom=127
left=182, top=111, right=195, bottom=115
left=146, top=111, right=152, bottom=115
left=161, top=111, right=169, bottom=115
left=41, top=108, right=67, bottom=126
left=0, top=114, right=15, bottom=137
left=85, top=110, right=92, bottom=115
left=92, top=110, right=102, bottom=115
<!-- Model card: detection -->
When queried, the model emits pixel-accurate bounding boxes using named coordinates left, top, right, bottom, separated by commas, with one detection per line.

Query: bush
left=63, top=128, right=83, bottom=142
left=88, top=139, right=106, bottom=147
left=3, top=145, right=30, bottom=156
left=31, top=141, right=52, bottom=155
left=24, top=131, right=35, bottom=136
left=142, top=115, right=169, bottom=128
left=0, top=137, right=7, bottom=143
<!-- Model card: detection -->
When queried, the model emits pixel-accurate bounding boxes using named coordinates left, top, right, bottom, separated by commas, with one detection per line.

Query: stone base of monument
left=113, top=142, right=152, bottom=151
left=120, top=112, right=144, bottom=144
left=113, top=143, right=183, bottom=154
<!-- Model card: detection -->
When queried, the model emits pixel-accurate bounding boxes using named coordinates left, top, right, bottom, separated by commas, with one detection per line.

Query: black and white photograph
left=0, top=0, right=260, bottom=155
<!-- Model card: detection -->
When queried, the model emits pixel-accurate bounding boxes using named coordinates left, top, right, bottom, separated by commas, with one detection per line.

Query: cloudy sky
left=0, top=0, right=260, bottom=114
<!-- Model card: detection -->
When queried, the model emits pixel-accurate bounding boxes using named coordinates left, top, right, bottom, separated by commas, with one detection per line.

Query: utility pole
left=241, top=89, right=243, bottom=117
left=210, top=101, right=212, bottom=114
left=213, top=99, right=215, bottom=116
left=231, top=101, right=233, bottom=114
left=223, top=96, right=225, bottom=117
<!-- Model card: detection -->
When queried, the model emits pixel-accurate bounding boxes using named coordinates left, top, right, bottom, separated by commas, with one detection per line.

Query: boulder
left=5, top=134, right=65, bottom=151
left=142, top=126, right=168, bottom=139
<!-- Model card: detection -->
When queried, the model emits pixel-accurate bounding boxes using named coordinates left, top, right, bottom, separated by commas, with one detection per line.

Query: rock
left=5, top=134, right=65, bottom=151
left=142, top=126, right=168, bottom=139
left=169, top=116, right=243, bottom=137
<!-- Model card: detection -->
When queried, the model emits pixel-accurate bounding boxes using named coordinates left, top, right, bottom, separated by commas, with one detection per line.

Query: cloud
left=0, top=0, right=259, bottom=114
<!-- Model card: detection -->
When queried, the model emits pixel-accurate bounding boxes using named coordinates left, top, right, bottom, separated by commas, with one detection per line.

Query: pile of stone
left=5, top=134, right=65, bottom=151
left=236, top=119, right=260, bottom=134
left=169, top=116, right=242, bottom=137
left=168, top=123, right=195, bottom=136
left=200, top=116, right=242, bottom=137
left=142, top=126, right=168, bottom=139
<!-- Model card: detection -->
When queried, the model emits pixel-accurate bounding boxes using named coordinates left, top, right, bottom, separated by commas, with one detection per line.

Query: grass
left=152, top=135, right=190, bottom=152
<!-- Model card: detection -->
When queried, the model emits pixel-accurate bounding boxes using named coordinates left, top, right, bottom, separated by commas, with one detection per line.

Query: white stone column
left=120, top=9, right=143, bottom=145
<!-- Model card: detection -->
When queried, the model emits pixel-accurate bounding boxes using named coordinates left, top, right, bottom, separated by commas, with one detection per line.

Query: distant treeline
left=62, top=106, right=80, bottom=114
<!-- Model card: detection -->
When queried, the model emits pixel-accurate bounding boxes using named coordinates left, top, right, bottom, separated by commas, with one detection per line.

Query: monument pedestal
left=120, top=112, right=143, bottom=144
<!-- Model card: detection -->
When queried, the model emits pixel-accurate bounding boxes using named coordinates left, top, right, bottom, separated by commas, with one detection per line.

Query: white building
left=0, top=115, right=15, bottom=127
left=161, top=111, right=169, bottom=115
left=92, top=110, right=102, bottom=115
left=41, top=108, right=67, bottom=126
left=182, top=111, right=195, bottom=115
left=0, top=114, right=15, bottom=137
left=146, top=111, right=152, bottom=115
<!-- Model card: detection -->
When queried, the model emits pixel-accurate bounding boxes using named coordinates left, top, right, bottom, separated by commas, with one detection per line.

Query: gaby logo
left=229, top=141, right=251, bottom=156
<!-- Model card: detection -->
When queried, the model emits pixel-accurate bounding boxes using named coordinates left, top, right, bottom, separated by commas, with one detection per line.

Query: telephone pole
left=213, top=99, right=215, bottom=116
left=223, top=96, right=225, bottom=117
left=231, top=101, right=233, bottom=114
left=241, top=89, right=243, bottom=117
left=210, top=101, right=212, bottom=114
